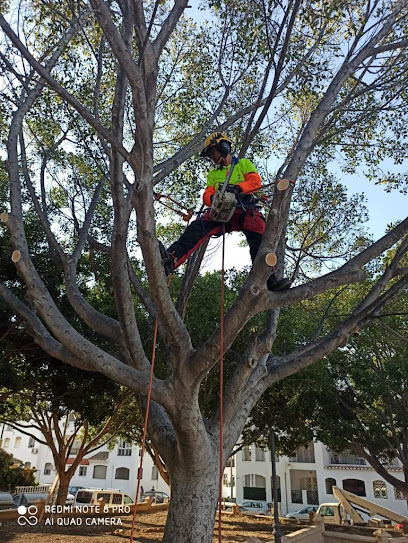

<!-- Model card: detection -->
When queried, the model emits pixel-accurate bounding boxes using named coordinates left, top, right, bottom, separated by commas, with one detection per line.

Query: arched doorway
left=243, top=474, right=266, bottom=500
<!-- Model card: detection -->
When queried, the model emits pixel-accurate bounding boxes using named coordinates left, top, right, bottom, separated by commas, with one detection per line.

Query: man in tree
left=160, top=132, right=291, bottom=290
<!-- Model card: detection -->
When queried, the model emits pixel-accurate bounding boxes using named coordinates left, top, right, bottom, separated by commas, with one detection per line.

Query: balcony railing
left=329, top=452, right=366, bottom=465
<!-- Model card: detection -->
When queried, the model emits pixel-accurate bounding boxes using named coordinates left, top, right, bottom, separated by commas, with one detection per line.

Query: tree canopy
left=0, top=448, right=37, bottom=491
left=0, top=1, right=408, bottom=540
left=243, top=287, right=408, bottom=498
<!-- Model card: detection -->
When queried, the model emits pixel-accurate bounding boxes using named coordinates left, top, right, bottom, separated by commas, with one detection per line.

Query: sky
left=184, top=4, right=407, bottom=273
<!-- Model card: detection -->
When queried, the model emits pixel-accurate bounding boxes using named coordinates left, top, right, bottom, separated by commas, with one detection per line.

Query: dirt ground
left=0, top=510, right=297, bottom=542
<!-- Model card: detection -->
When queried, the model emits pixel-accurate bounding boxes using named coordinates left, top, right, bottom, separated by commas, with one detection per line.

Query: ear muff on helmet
left=217, top=140, right=231, bottom=157
left=200, top=132, right=232, bottom=157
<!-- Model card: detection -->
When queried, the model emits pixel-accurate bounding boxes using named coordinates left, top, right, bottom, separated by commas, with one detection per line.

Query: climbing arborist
left=159, top=132, right=291, bottom=291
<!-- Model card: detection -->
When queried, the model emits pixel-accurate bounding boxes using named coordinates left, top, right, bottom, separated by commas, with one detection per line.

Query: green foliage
left=243, top=287, right=408, bottom=469
left=0, top=449, right=37, bottom=491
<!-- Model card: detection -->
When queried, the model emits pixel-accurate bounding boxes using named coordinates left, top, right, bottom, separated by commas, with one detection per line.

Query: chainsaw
left=210, top=156, right=239, bottom=222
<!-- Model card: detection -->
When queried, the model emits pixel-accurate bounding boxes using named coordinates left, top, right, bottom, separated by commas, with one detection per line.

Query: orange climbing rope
left=128, top=225, right=229, bottom=542
left=217, top=224, right=226, bottom=543
left=129, top=313, right=159, bottom=543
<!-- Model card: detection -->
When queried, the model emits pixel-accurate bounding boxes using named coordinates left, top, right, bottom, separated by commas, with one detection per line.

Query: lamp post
left=270, top=430, right=283, bottom=543
left=230, top=459, right=234, bottom=501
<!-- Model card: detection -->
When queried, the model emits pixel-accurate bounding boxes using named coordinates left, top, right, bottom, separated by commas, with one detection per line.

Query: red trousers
left=168, top=207, right=266, bottom=267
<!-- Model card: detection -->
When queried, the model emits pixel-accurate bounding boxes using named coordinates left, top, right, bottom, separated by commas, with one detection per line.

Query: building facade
left=1, top=422, right=407, bottom=516
left=232, top=441, right=407, bottom=516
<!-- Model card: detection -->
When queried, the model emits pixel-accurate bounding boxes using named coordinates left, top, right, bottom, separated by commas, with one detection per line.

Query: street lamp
left=270, top=430, right=283, bottom=543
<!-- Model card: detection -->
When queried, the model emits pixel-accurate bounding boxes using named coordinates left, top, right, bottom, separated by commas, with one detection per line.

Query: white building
left=1, top=422, right=407, bottom=516
left=231, top=442, right=408, bottom=517
left=0, top=421, right=163, bottom=499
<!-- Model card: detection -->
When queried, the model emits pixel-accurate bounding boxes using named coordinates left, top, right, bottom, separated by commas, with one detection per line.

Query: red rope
left=217, top=224, right=226, bottom=543
left=129, top=313, right=159, bottom=543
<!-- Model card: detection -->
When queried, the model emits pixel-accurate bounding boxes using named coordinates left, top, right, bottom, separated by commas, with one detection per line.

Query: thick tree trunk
left=56, top=472, right=71, bottom=505
left=162, top=455, right=219, bottom=543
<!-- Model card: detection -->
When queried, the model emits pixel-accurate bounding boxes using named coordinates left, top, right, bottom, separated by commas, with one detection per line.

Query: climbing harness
left=154, top=176, right=295, bottom=224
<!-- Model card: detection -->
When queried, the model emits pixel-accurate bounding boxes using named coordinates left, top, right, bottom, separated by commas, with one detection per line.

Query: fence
left=282, top=517, right=408, bottom=543
left=14, top=485, right=51, bottom=494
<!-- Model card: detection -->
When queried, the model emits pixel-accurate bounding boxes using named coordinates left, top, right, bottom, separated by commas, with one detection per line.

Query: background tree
left=244, top=289, right=408, bottom=498
left=0, top=333, right=141, bottom=505
left=0, top=1, right=408, bottom=541
left=0, top=448, right=37, bottom=492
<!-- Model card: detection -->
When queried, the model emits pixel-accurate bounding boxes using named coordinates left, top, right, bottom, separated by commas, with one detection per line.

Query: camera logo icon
left=17, top=505, right=38, bottom=526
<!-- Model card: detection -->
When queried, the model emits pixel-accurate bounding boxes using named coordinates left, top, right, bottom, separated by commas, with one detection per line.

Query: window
left=24, top=462, right=31, bottom=469
left=318, top=505, right=335, bottom=516
left=115, top=467, right=130, bottom=480
left=3, top=437, right=10, bottom=448
left=118, top=439, right=132, bottom=456
left=44, top=463, right=52, bottom=475
left=242, top=445, right=251, bottom=461
left=255, top=447, right=265, bottom=461
left=112, top=493, right=123, bottom=504
left=69, top=439, right=82, bottom=456
left=289, top=442, right=315, bottom=463
left=79, top=466, right=87, bottom=477
left=373, top=481, right=388, bottom=499
left=151, top=466, right=158, bottom=480
left=96, top=492, right=111, bottom=503
left=93, top=465, right=107, bottom=479
left=395, top=488, right=405, bottom=500
left=28, top=437, right=36, bottom=448
left=325, top=478, right=336, bottom=494
left=329, top=450, right=366, bottom=465
left=14, top=436, right=21, bottom=448
left=343, top=479, right=366, bottom=497
left=254, top=474, right=266, bottom=487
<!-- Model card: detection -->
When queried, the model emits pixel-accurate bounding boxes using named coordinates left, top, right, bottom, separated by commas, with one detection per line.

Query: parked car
left=73, top=488, right=134, bottom=509
left=68, top=486, right=84, bottom=495
left=285, top=505, right=318, bottom=520
left=143, top=491, right=170, bottom=504
left=0, top=492, right=16, bottom=510
left=65, top=492, right=75, bottom=505
left=12, top=492, right=49, bottom=507
left=239, top=500, right=272, bottom=516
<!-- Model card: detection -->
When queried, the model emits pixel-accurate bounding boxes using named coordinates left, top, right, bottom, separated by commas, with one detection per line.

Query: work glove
left=225, top=184, right=242, bottom=195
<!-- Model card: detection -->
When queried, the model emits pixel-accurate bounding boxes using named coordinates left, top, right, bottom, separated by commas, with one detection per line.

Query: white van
left=239, top=500, right=272, bottom=516
left=73, top=488, right=134, bottom=509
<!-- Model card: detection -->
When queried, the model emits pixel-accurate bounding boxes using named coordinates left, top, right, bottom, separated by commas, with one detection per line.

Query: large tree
left=1, top=1, right=408, bottom=540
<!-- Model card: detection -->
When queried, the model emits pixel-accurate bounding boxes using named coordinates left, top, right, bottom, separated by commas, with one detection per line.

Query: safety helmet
left=200, top=132, right=232, bottom=158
